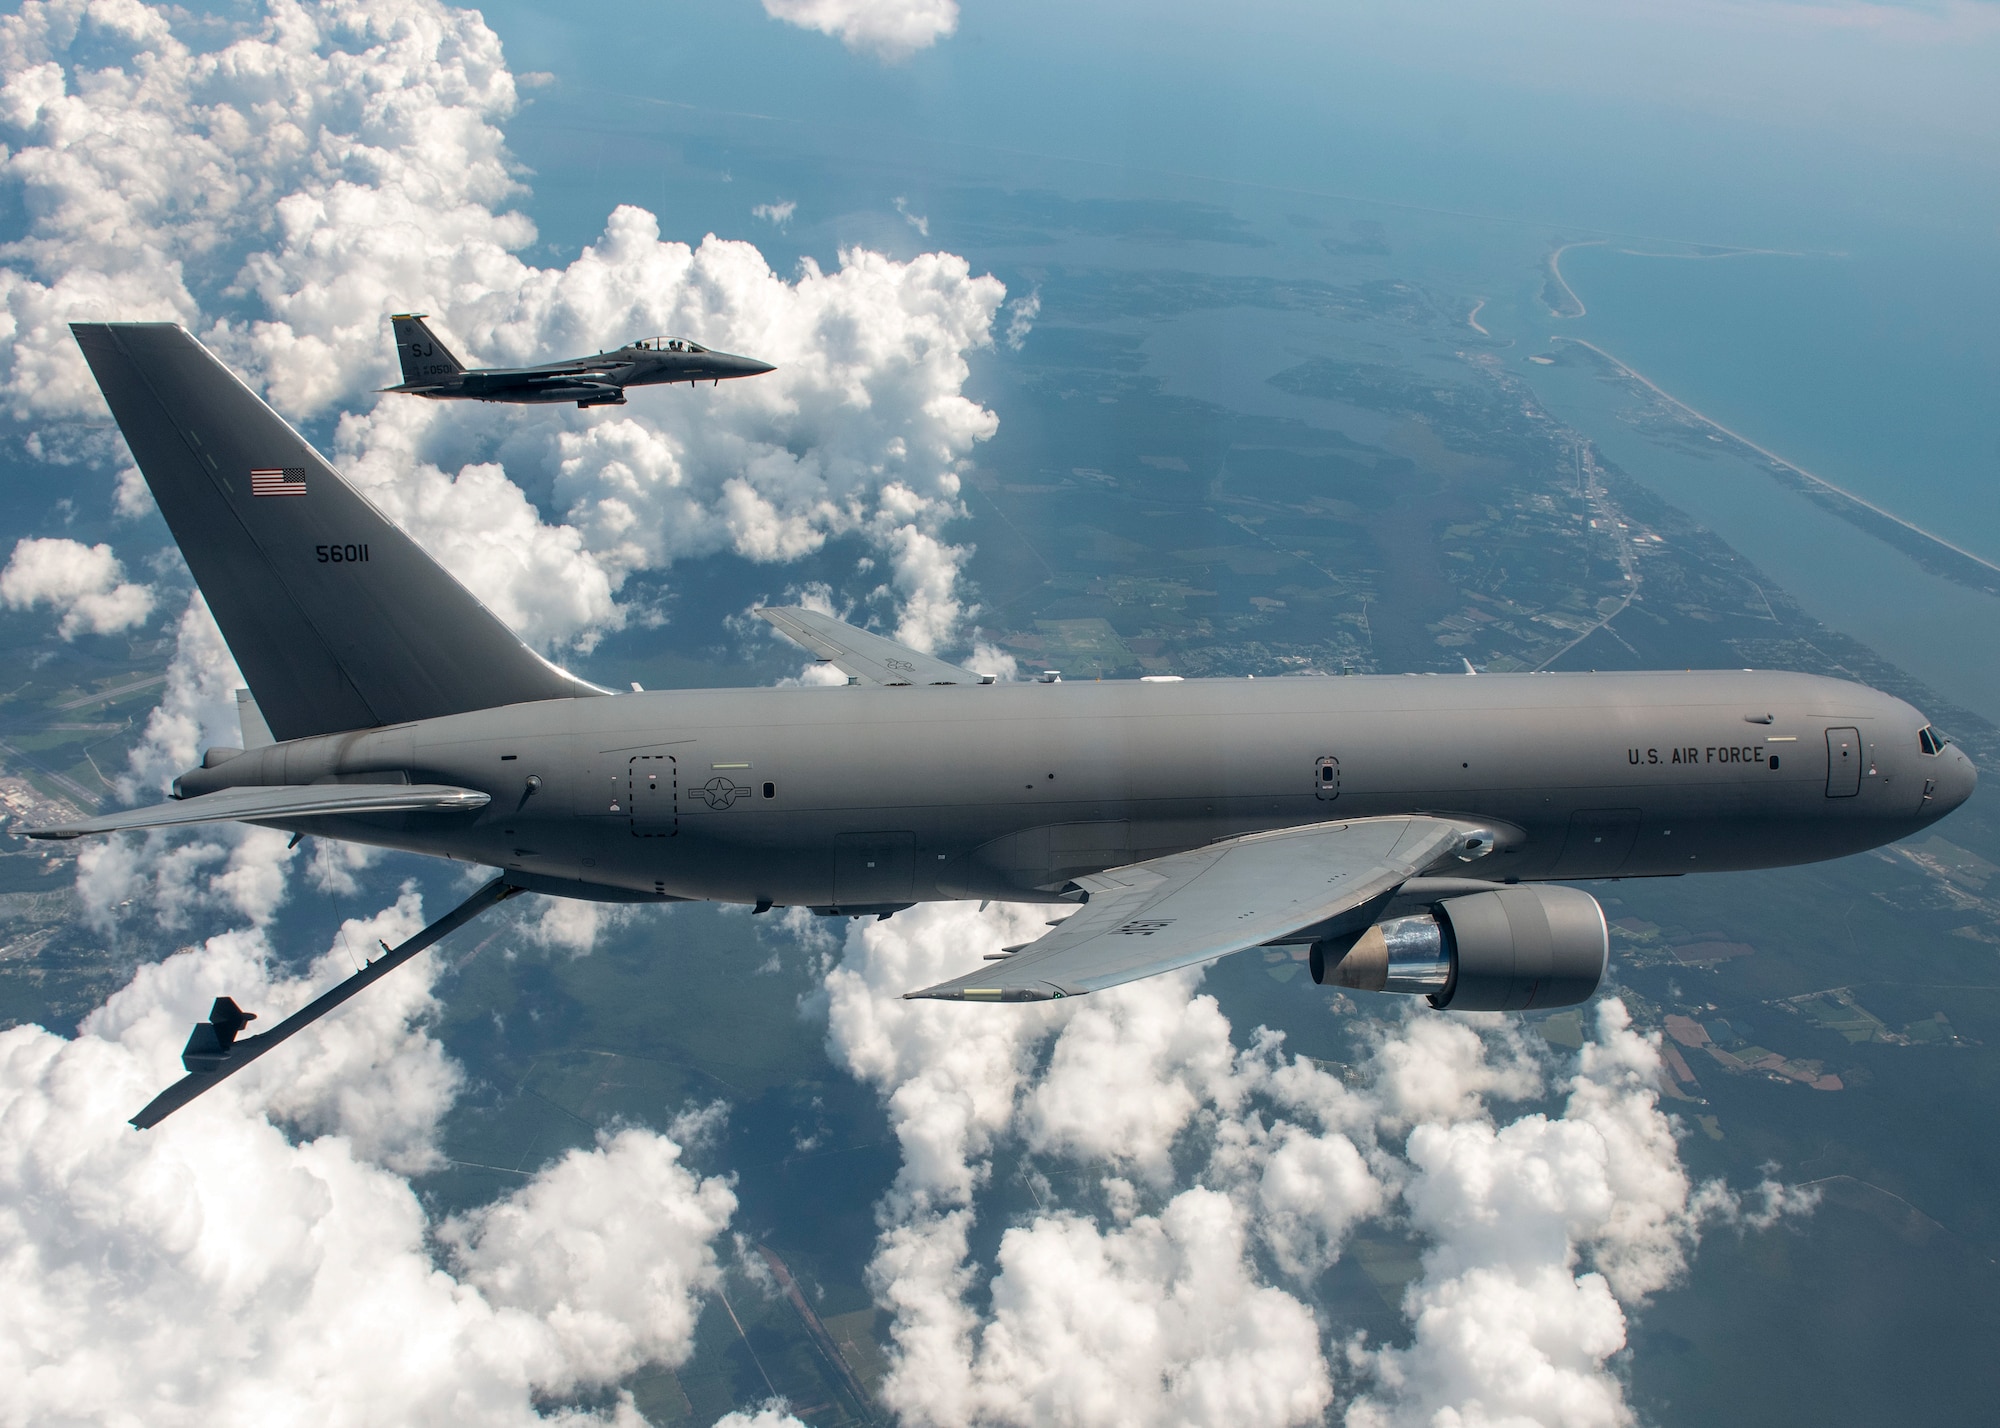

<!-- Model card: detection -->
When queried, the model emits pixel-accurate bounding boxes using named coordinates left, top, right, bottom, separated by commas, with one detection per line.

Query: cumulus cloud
left=815, top=909, right=1813, bottom=1428
left=968, top=1189, right=1334, bottom=1427
left=523, top=893, right=638, bottom=956
left=74, top=591, right=298, bottom=936
left=329, top=417, right=623, bottom=653
left=0, top=885, right=738, bottom=1425
left=1021, top=971, right=1244, bottom=1186
left=825, top=900, right=1056, bottom=1213
left=441, top=1127, right=738, bottom=1389
left=1344, top=1001, right=1726, bottom=1428
left=762, top=0, right=959, bottom=61
left=305, top=835, right=384, bottom=897
left=825, top=909, right=1350, bottom=1427
left=119, top=592, right=243, bottom=800
left=1364, top=1008, right=1543, bottom=1129
left=0, top=0, right=519, bottom=420
left=0, top=535, right=154, bottom=636
left=2, top=0, right=1006, bottom=658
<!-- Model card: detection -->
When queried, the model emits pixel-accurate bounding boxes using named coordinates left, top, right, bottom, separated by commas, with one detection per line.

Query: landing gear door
left=1825, top=727, right=1861, bottom=798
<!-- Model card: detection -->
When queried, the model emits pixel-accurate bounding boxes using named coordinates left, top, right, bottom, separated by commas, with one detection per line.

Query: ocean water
left=1560, top=239, right=2000, bottom=565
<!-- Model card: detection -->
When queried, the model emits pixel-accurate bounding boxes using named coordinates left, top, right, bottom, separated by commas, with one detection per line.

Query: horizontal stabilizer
left=755, top=606, right=987, bottom=686
left=29, top=782, right=489, bottom=840
left=906, top=816, right=1473, bottom=1001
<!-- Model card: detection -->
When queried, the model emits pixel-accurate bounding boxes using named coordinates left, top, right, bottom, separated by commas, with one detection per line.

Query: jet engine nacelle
left=1310, top=885, right=1607, bottom=1011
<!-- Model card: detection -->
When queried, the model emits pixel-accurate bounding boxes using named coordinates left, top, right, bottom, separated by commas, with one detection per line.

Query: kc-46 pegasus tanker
left=380, top=313, right=774, bottom=408
left=42, top=323, right=1977, bottom=1127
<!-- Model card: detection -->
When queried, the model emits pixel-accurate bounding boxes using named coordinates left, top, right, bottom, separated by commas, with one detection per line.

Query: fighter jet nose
left=709, top=351, right=775, bottom=379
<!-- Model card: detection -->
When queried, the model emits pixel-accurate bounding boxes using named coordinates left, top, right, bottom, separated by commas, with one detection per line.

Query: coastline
left=1466, top=297, right=1488, bottom=335
left=1542, top=240, right=1602, bottom=318
left=1554, top=336, right=2000, bottom=598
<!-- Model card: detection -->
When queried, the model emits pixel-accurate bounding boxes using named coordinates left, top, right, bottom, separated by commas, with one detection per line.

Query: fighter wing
left=755, top=606, right=987, bottom=686
left=28, top=782, right=490, bottom=839
left=906, top=816, right=1473, bottom=1001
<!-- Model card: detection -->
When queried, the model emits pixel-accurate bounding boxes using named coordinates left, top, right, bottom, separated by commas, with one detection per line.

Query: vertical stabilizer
left=390, top=313, right=464, bottom=389
left=72, top=323, right=600, bottom=740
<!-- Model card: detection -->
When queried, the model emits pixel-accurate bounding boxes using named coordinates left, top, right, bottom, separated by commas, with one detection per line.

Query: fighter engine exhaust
left=1310, top=885, right=1608, bottom=1010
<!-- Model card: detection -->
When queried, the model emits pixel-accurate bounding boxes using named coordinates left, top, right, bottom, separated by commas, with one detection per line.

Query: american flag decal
left=249, top=467, right=308, bottom=498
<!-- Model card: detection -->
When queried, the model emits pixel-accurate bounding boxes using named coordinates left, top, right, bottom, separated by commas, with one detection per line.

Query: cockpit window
left=631, top=336, right=707, bottom=354
left=1919, top=725, right=1950, bottom=755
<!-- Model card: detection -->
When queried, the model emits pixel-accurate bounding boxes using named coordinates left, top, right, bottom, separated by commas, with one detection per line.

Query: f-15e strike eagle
left=380, top=313, right=774, bottom=408
left=46, top=322, right=1977, bottom=1128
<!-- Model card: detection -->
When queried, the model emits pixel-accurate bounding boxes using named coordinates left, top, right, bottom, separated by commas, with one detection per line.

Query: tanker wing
left=755, top=605, right=988, bottom=686
left=906, top=816, right=1478, bottom=1001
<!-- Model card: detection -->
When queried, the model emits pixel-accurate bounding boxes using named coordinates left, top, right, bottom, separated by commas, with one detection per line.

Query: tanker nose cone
left=1935, top=744, right=1979, bottom=814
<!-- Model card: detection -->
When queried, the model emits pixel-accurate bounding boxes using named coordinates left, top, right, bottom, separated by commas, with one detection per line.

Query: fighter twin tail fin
left=72, top=323, right=601, bottom=740
left=388, top=313, right=464, bottom=389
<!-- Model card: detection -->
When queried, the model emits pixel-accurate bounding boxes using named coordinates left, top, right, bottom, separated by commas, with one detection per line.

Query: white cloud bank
left=762, top=0, right=959, bottom=61
left=1, top=0, right=1005, bottom=658
left=0, top=889, right=738, bottom=1427
left=820, top=905, right=1813, bottom=1428
left=0, top=535, right=154, bottom=636
left=70, top=591, right=298, bottom=939
left=9, top=564, right=753, bottom=1426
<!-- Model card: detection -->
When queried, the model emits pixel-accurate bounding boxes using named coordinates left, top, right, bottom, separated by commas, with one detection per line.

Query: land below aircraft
left=380, top=313, right=774, bottom=408
left=43, top=322, right=1977, bottom=1127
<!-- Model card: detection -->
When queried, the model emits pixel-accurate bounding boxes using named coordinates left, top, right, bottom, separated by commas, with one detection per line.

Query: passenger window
left=763, top=782, right=775, bottom=798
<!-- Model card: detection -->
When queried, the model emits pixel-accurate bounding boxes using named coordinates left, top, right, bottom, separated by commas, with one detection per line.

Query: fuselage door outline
left=630, top=755, right=678, bottom=836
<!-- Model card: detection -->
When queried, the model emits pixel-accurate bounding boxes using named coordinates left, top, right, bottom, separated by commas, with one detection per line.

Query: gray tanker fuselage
left=69, top=319, right=1982, bottom=1124
left=179, top=667, right=1974, bottom=909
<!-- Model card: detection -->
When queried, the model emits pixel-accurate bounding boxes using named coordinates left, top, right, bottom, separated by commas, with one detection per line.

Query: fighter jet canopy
left=629, top=336, right=707, bottom=353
